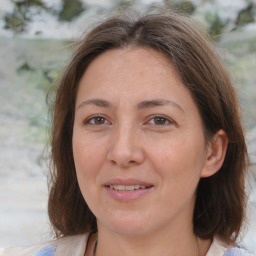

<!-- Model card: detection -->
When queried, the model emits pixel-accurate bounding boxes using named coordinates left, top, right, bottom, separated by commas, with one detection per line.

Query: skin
left=72, top=47, right=228, bottom=256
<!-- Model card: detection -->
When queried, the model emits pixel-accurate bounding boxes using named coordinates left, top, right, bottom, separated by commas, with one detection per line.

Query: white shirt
left=0, top=234, right=253, bottom=256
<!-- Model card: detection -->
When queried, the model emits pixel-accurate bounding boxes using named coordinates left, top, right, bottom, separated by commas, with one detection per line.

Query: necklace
left=196, top=236, right=201, bottom=256
left=93, top=239, right=97, bottom=256
left=92, top=237, right=200, bottom=256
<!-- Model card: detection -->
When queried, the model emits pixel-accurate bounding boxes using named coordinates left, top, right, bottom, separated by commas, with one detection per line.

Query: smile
left=105, top=184, right=153, bottom=201
left=108, top=185, right=149, bottom=191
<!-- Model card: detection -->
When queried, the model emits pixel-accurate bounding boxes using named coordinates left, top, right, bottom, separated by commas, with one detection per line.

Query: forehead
left=77, top=47, right=184, bottom=98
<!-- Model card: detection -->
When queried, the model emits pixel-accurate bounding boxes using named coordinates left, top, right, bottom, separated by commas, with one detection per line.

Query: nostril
left=106, top=141, right=145, bottom=167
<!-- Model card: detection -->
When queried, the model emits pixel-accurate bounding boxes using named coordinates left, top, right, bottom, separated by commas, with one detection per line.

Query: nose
left=106, top=124, right=145, bottom=168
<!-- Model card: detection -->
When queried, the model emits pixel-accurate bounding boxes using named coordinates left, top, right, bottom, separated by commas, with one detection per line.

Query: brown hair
left=48, top=9, right=249, bottom=243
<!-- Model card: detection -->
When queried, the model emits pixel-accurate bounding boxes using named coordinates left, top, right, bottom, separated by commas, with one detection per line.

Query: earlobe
left=200, top=129, right=228, bottom=178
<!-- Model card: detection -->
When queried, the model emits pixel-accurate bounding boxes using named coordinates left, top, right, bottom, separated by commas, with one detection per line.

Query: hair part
left=48, top=9, right=249, bottom=243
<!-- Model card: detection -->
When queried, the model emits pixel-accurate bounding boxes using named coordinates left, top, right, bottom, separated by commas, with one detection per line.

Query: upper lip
left=104, top=178, right=153, bottom=187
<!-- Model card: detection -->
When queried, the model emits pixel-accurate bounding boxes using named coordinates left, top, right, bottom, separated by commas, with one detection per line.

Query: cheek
left=73, top=130, right=106, bottom=166
left=148, top=135, right=206, bottom=184
left=72, top=141, right=102, bottom=208
left=72, top=137, right=103, bottom=187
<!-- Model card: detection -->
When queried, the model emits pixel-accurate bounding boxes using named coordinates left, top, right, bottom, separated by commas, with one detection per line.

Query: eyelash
left=146, top=115, right=174, bottom=126
left=83, top=115, right=110, bottom=126
left=83, top=115, right=174, bottom=127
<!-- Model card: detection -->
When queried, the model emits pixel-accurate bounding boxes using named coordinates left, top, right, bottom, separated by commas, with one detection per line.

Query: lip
left=104, top=178, right=153, bottom=187
left=104, top=178, right=154, bottom=201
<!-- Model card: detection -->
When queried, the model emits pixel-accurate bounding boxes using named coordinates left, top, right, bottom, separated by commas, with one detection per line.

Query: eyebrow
left=77, top=99, right=112, bottom=109
left=77, top=98, right=184, bottom=112
left=137, top=99, right=184, bottom=112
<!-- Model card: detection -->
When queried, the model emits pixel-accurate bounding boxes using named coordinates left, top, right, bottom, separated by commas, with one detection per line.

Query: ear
left=200, top=129, right=228, bottom=178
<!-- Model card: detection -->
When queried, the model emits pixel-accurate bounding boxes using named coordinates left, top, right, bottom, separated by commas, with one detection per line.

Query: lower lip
left=105, top=186, right=153, bottom=201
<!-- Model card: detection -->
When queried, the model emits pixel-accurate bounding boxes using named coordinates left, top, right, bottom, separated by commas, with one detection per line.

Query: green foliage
left=113, top=0, right=137, bottom=8
left=164, top=0, right=195, bottom=15
left=175, top=1, right=195, bottom=14
left=3, top=0, right=256, bottom=42
left=17, top=63, right=60, bottom=94
left=4, top=0, right=47, bottom=33
left=17, top=62, right=35, bottom=72
left=235, top=3, right=255, bottom=27
left=205, top=11, right=227, bottom=40
left=58, top=0, right=85, bottom=22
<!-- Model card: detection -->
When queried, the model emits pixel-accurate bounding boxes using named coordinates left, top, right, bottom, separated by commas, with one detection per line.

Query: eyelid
left=83, top=114, right=111, bottom=126
left=146, top=114, right=176, bottom=126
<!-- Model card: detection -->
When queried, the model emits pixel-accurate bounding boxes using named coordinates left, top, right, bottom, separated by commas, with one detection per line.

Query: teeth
left=109, top=185, right=147, bottom=191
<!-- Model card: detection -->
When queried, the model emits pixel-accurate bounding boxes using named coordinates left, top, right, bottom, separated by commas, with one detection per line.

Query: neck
left=93, top=223, right=210, bottom=256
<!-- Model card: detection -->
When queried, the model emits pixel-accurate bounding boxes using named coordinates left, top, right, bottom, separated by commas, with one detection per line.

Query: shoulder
left=0, top=244, right=56, bottom=256
left=224, top=247, right=256, bottom=256
left=0, top=233, right=89, bottom=256
left=207, top=237, right=256, bottom=256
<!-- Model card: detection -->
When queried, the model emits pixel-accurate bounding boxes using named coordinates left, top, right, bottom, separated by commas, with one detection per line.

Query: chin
left=100, top=215, right=151, bottom=236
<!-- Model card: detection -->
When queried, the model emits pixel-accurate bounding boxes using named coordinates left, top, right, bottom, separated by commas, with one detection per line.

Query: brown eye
left=148, top=116, right=172, bottom=126
left=93, top=117, right=106, bottom=124
left=84, top=116, right=108, bottom=125
left=154, top=117, right=168, bottom=125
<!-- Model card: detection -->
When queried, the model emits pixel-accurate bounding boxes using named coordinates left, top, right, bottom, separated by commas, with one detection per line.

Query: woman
left=1, top=9, right=254, bottom=256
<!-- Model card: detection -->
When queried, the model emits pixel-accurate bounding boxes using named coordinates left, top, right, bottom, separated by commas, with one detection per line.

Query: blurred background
left=0, top=0, right=256, bottom=252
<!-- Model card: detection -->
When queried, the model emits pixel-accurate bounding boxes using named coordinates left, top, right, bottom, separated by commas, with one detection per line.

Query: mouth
left=104, top=180, right=154, bottom=201
left=106, top=185, right=153, bottom=191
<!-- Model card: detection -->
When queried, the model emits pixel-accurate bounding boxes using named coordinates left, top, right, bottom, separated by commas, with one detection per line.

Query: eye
left=84, top=115, right=109, bottom=125
left=148, top=115, right=173, bottom=126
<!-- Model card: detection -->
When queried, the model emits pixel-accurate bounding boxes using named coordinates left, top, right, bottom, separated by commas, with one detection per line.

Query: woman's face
left=73, top=47, right=211, bottom=237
